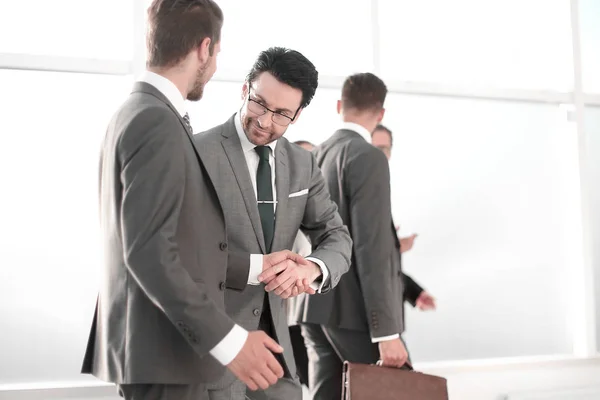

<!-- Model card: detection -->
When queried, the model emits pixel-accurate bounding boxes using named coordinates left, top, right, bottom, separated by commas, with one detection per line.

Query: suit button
left=219, top=281, right=226, bottom=291
left=253, top=309, right=261, bottom=316
left=219, top=242, right=228, bottom=251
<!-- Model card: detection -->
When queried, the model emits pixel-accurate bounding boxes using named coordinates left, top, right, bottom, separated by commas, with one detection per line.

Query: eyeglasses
left=246, top=88, right=300, bottom=127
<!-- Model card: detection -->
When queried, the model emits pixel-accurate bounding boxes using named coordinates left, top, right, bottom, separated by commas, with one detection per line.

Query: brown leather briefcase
left=342, top=361, right=449, bottom=400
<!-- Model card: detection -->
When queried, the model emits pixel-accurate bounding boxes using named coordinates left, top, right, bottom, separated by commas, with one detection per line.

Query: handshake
left=259, top=250, right=322, bottom=299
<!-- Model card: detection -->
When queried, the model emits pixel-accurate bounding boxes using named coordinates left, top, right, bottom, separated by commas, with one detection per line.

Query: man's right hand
left=378, top=338, right=408, bottom=368
left=227, top=331, right=285, bottom=391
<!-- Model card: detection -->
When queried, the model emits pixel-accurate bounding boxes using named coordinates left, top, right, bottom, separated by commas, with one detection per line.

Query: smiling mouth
left=253, top=124, right=270, bottom=136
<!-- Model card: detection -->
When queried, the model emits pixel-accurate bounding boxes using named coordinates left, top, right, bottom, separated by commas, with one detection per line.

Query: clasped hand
left=258, top=250, right=321, bottom=299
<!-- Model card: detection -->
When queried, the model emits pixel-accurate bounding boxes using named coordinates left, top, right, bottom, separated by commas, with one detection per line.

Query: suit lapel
left=220, top=121, right=266, bottom=253
left=272, top=143, right=290, bottom=251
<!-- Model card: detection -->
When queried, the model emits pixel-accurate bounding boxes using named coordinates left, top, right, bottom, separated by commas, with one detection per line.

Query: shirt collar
left=234, top=112, right=278, bottom=155
left=138, top=71, right=187, bottom=117
left=340, top=122, right=372, bottom=143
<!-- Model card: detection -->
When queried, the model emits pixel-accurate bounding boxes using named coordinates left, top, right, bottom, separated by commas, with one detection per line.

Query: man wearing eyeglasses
left=193, top=47, right=352, bottom=400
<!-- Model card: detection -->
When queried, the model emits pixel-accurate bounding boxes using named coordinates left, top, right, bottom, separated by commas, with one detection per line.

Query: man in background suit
left=371, top=124, right=437, bottom=362
left=194, top=47, right=352, bottom=400
left=293, top=73, right=408, bottom=400
left=81, top=2, right=302, bottom=399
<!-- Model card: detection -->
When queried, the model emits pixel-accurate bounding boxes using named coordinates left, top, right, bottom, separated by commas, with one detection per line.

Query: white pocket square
left=289, top=189, right=309, bottom=198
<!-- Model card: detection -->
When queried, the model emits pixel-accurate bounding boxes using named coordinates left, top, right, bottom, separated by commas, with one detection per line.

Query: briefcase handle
left=375, top=359, right=414, bottom=371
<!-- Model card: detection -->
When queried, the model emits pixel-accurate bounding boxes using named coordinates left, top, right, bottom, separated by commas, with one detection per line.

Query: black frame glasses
left=246, top=88, right=300, bottom=127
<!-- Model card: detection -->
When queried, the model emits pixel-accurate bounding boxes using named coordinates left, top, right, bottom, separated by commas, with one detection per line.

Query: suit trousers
left=209, top=294, right=302, bottom=400
left=288, top=325, right=309, bottom=386
left=301, top=323, right=411, bottom=400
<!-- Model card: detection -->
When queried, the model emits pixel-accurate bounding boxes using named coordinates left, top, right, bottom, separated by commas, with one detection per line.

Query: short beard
left=187, top=62, right=209, bottom=101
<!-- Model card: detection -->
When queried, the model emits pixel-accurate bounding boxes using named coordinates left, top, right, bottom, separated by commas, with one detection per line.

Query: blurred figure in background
left=371, top=124, right=436, bottom=363
left=293, top=73, right=408, bottom=400
left=293, top=140, right=315, bottom=151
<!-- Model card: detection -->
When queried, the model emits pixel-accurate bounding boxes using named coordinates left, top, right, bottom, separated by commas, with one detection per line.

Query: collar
left=234, top=112, right=278, bottom=155
left=340, top=122, right=372, bottom=143
left=138, top=71, right=187, bottom=117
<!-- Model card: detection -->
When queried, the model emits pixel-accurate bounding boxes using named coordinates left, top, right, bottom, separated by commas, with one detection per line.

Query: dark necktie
left=255, top=146, right=274, bottom=252
left=182, top=112, right=193, bottom=133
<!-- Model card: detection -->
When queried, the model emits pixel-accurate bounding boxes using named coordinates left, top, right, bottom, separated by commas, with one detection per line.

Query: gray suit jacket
left=194, top=115, right=352, bottom=380
left=81, top=82, right=246, bottom=384
left=293, top=129, right=404, bottom=338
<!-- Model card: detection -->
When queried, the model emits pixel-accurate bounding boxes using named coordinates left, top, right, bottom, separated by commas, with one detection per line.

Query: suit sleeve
left=345, top=147, right=401, bottom=339
left=225, top=251, right=251, bottom=291
left=301, top=154, right=352, bottom=293
left=118, top=107, right=236, bottom=357
left=402, top=273, right=424, bottom=307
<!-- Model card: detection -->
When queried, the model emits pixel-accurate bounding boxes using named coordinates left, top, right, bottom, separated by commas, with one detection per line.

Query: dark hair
left=146, top=0, right=223, bottom=68
left=373, top=124, right=393, bottom=147
left=246, top=47, right=318, bottom=108
left=341, top=72, right=387, bottom=112
left=293, top=140, right=315, bottom=147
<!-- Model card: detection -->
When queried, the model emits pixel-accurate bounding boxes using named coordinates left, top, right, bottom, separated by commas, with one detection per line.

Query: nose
left=257, top=113, right=273, bottom=130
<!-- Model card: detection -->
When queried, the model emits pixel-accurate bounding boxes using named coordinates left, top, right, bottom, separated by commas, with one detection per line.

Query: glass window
left=580, top=0, right=600, bottom=93
left=0, top=0, right=134, bottom=60
left=0, top=70, right=132, bottom=384
left=378, top=0, right=573, bottom=90
left=141, top=0, right=375, bottom=79
left=584, top=106, right=600, bottom=351
left=383, top=94, right=578, bottom=361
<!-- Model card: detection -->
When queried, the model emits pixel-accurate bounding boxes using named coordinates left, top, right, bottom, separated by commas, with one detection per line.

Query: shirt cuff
left=209, top=324, right=248, bottom=365
left=248, top=254, right=263, bottom=285
left=371, top=333, right=400, bottom=343
left=305, top=257, right=328, bottom=293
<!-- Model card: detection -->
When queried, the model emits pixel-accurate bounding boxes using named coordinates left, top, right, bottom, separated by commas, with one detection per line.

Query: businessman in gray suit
left=194, top=47, right=352, bottom=400
left=81, top=2, right=304, bottom=399
left=293, top=73, right=409, bottom=400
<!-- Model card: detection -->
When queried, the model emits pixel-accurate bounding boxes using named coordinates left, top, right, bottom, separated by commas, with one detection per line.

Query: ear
left=241, top=82, right=249, bottom=100
left=290, top=108, right=304, bottom=125
left=337, top=100, right=342, bottom=114
left=378, top=107, right=386, bottom=123
left=197, top=37, right=212, bottom=64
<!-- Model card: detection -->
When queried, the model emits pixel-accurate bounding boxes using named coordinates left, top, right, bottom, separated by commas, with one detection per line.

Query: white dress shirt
left=138, top=71, right=247, bottom=366
left=340, top=121, right=400, bottom=344
left=340, top=121, right=372, bottom=143
left=233, top=113, right=329, bottom=292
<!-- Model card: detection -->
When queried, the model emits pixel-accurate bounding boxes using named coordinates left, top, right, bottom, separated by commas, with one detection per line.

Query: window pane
left=216, top=0, right=373, bottom=78
left=585, top=106, right=600, bottom=351
left=383, top=95, right=579, bottom=361
left=0, top=70, right=132, bottom=384
left=580, top=0, right=600, bottom=93
left=0, top=1, right=133, bottom=60
left=378, top=0, right=573, bottom=90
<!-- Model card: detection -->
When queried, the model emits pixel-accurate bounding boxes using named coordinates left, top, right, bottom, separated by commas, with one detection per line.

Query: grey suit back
left=81, top=83, right=233, bottom=384
left=295, top=129, right=404, bottom=337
